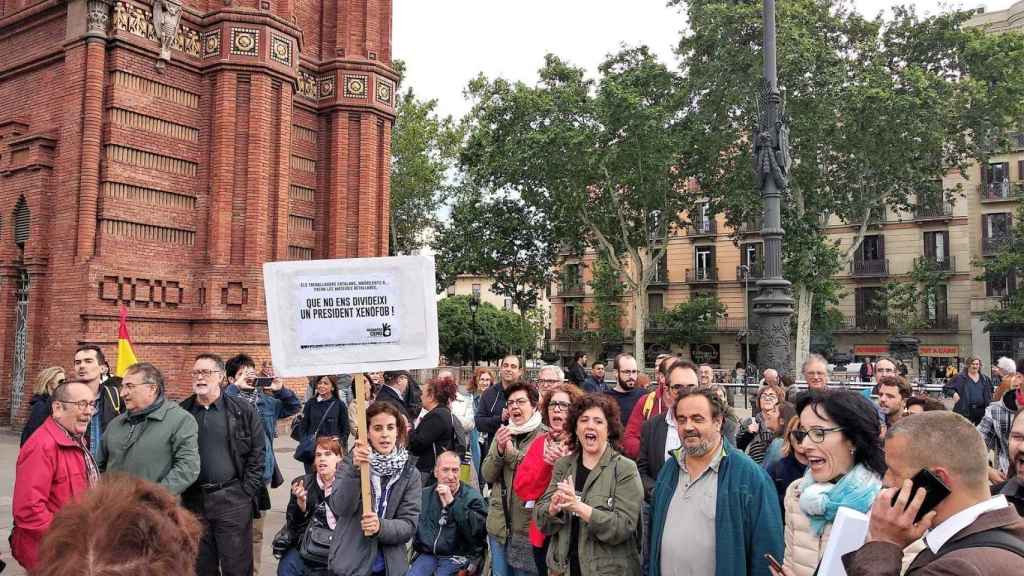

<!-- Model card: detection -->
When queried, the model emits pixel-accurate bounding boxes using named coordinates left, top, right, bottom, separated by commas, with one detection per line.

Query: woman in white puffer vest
left=775, top=390, right=923, bottom=576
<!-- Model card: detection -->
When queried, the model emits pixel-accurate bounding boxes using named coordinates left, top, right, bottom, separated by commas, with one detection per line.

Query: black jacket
left=637, top=413, right=670, bottom=500
left=474, top=384, right=507, bottom=458
left=20, top=394, right=50, bottom=446
left=300, top=395, right=350, bottom=443
left=946, top=372, right=994, bottom=425
left=567, top=363, right=587, bottom=388
left=179, top=393, right=266, bottom=511
left=408, top=406, right=456, bottom=477
left=413, top=481, right=487, bottom=559
left=285, top=472, right=328, bottom=538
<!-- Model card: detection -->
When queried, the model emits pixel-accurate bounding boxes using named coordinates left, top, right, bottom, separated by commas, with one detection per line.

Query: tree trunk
left=793, top=283, right=813, bottom=375
left=634, top=281, right=648, bottom=370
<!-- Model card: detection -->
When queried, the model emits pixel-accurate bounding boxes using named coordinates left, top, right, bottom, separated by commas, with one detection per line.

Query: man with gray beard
left=647, top=388, right=783, bottom=576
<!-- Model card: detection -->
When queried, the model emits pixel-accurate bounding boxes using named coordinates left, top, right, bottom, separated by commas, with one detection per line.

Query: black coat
left=376, top=385, right=418, bottom=423
left=408, top=406, right=456, bottom=476
left=473, top=384, right=507, bottom=458
left=285, top=472, right=328, bottom=538
left=567, top=363, right=587, bottom=388
left=179, top=393, right=267, bottom=511
left=300, top=396, right=350, bottom=444
left=20, top=394, right=50, bottom=446
left=945, top=372, right=993, bottom=425
left=637, top=414, right=670, bottom=500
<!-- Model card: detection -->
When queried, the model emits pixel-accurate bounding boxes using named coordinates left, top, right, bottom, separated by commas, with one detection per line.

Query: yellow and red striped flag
left=115, top=304, right=138, bottom=377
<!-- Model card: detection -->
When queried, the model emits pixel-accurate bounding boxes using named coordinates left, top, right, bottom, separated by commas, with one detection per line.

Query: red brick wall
left=0, top=0, right=396, bottom=424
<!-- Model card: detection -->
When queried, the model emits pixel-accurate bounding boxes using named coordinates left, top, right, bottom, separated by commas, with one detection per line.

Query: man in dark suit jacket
left=840, top=411, right=1024, bottom=576
left=637, top=360, right=699, bottom=500
left=377, top=370, right=420, bottom=423
left=567, top=352, right=588, bottom=388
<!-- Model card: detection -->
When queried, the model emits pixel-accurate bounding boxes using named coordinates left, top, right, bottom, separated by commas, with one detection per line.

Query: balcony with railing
left=557, top=278, right=585, bottom=297
left=737, top=263, right=764, bottom=281
left=647, top=315, right=751, bottom=333
left=685, top=267, right=719, bottom=284
left=849, top=258, right=889, bottom=278
left=914, top=255, right=955, bottom=274
left=836, top=313, right=959, bottom=333
left=688, top=220, right=717, bottom=237
left=982, top=234, right=1012, bottom=256
left=913, top=201, right=953, bottom=221
left=979, top=181, right=1023, bottom=202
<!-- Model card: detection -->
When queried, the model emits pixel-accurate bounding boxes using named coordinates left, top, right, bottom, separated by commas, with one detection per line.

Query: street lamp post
left=740, top=264, right=751, bottom=375
left=469, top=294, right=480, bottom=368
left=752, top=0, right=796, bottom=374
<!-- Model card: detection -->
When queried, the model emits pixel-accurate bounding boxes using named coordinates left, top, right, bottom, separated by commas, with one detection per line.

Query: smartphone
left=764, top=554, right=783, bottom=572
left=252, top=377, right=274, bottom=388
left=891, top=468, right=950, bottom=523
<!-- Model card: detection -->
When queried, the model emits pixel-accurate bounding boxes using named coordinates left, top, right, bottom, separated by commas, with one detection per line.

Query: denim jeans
left=277, top=548, right=305, bottom=576
left=408, top=554, right=468, bottom=576
left=488, top=535, right=510, bottom=576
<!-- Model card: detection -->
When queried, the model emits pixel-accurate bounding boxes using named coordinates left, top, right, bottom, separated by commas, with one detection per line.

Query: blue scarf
left=798, top=463, right=881, bottom=536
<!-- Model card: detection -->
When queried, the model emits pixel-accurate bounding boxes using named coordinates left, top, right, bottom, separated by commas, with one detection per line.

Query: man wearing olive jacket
left=98, top=362, right=199, bottom=495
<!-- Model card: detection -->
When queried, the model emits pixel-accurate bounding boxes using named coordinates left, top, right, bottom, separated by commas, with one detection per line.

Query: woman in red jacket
left=513, top=383, right=583, bottom=576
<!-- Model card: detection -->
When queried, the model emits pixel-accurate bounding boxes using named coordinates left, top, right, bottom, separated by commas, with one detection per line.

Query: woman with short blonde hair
left=20, top=366, right=66, bottom=446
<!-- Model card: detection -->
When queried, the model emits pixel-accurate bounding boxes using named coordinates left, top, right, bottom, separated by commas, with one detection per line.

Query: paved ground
left=0, top=431, right=304, bottom=575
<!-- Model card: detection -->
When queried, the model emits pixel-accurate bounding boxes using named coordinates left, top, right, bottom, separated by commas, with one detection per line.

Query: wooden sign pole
left=354, top=373, right=372, bottom=516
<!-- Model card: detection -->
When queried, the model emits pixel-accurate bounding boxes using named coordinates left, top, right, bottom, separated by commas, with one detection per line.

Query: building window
left=982, top=213, right=1013, bottom=255
left=987, top=272, right=1017, bottom=298
left=446, top=284, right=456, bottom=296
left=923, top=231, right=949, bottom=263
left=695, top=246, right=716, bottom=280
left=652, top=252, right=669, bottom=283
left=503, top=298, right=513, bottom=310
left=741, top=242, right=763, bottom=277
left=983, top=162, right=1011, bottom=200
left=563, top=306, right=581, bottom=331
left=855, top=286, right=887, bottom=329
left=471, top=283, right=481, bottom=297
left=648, top=292, right=664, bottom=316
left=925, top=285, right=948, bottom=321
left=861, top=235, right=884, bottom=261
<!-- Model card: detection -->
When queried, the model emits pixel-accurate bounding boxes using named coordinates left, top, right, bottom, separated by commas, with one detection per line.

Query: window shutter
left=13, top=197, right=29, bottom=246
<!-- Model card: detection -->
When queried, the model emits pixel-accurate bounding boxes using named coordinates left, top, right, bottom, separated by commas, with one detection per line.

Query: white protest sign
left=264, top=255, right=439, bottom=376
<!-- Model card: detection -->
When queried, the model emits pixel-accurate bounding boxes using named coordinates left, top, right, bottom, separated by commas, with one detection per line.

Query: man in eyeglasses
left=97, top=362, right=199, bottom=495
left=12, top=381, right=99, bottom=571
left=605, top=353, right=647, bottom=427
left=180, top=353, right=266, bottom=576
left=637, top=360, right=699, bottom=500
left=536, top=365, right=564, bottom=395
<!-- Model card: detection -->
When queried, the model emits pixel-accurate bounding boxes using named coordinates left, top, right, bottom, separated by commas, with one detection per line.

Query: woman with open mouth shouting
left=483, top=382, right=546, bottom=576
left=514, top=383, right=585, bottom=576
left=535, top=394, right=643, bottom=576
left=325, top=401, right=421, bottom=576
left=776, top=390, right=921, bottom=576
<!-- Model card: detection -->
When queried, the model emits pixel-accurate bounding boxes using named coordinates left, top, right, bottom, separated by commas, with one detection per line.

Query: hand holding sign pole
left=263, top=255, right=440, bottom=527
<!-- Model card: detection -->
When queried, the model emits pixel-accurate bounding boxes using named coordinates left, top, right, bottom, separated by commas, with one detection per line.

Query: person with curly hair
left=408, top=375, right=460, bottom=483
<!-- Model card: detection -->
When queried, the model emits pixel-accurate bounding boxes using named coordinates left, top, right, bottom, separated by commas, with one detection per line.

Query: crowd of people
left=11, top=346, right=1024, bottom=576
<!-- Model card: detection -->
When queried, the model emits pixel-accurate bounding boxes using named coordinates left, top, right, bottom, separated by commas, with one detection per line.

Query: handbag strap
left=311, top=401, right=337, bottom=437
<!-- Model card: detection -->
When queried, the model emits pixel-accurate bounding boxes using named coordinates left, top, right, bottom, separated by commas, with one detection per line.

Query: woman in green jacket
left=535, top=394, right=643, bottom=576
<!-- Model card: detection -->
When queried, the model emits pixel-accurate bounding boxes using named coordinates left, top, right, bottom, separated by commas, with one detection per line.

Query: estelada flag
left=115, top=304, right=138, bottom=377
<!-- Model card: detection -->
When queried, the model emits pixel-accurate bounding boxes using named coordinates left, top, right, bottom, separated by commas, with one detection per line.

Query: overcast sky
left=392, top=0, right=1010, bottom=120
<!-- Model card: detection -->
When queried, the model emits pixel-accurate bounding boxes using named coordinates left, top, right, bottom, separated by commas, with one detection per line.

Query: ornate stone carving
left=319, top=74, right=335, bottom=99
left=297, top=70, right=317, bottom=100
left=152, top=0, right=183, bottom=64
left=203, top=30, right=221, bottom=58
left=270, top=34, right=292, bottom=66
left=112, top=1, right=129, bottom=31
left=230, top=28, right=259, bottom=56
left=375, top=79, right=393, bottom=105
left=344, top=75, right=367, bottom=98
left=86, top=0, right=111, bottom=34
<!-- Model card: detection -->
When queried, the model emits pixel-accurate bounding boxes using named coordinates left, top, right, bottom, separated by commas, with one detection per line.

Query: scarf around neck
left=127, top=395, right=165, bottom=425
left=370, top=446, right=409, bottom=477
left=798, top=463, right=882, bottom=536
left=506, top=411, right=543, bottom=436
left=56, top=420, right=100, bottom=487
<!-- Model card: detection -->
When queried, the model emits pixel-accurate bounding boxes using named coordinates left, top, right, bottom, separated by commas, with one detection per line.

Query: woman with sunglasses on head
left=766, top=416, right=807, bottom=520
left=513, top=383, right=584, bottom=576
left=773, top=390, right=922, bottom=576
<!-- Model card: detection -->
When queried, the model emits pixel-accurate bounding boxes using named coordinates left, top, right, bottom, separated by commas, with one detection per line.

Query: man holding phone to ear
left=840, top=411, right=1024, bottom=575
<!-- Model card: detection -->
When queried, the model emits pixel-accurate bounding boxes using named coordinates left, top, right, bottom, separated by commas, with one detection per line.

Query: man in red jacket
left=622, top=355, right=677, bottom=459
left=13, top=381, right=98, bottom=570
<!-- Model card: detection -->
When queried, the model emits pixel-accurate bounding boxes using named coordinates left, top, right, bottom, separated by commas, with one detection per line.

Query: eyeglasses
left=548, top=401, right=571, bottom=412
left=669, top=384, right=696, bottom=393
left=191, top=369, right=221, bottom=379
left=57, top=399, right=99, bottom=412
left=791, top=426, right=843, bottom=444
left=537, top=379, right=561, bottom=385
left=123, top=382, right=155, bottom=392
left=507, top=398, right=531, bottom=407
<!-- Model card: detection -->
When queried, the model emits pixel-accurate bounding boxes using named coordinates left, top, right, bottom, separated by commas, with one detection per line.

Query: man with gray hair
left=98, top=362, right=200, bottom=495
left=802, top=353, right=830, bottom=392
left=841, top=411, right=1024, bottom=575
left=997, top=357, right=1017, bottom=381
left=536, top=364, right=565, bottom=395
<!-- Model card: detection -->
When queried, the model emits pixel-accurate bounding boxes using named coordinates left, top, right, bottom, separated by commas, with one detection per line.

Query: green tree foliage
left=461, top=47, right=695, bottom=367
left=650, top=295, right=726, bottom=348
left=877, top=258, right=954, bottom=335
left=437, top=296, right=537, bottom=364
left=583, top=254, right=626, bottom=347
left=979, top=196, right=1024, bottom=330
left=433, top=186, right=558, bottom=317
left=390, top=86, right=462, bottom=255
left=671, top=0, right=1024, bottom=370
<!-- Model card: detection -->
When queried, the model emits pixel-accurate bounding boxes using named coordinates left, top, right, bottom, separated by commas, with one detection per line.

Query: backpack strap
left=934, top=527, right=1024, bottom=561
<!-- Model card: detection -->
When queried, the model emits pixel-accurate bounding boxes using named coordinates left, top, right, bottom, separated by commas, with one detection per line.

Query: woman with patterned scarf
left=483, top=382, right=546, bottom=576
left=775, top=390, right=923, bottom=576
left=326, top=401, right=421, bottom=576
